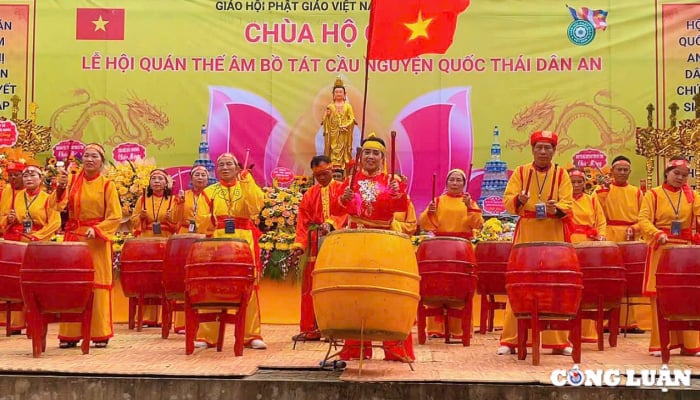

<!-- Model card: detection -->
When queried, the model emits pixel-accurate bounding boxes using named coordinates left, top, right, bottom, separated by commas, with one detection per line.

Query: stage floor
left=1, top=323, right=699, bottom=387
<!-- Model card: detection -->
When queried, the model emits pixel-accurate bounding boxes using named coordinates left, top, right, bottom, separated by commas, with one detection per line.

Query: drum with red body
left=656, top=245, right=700, bottom=319
left=574, top=241, right=626, bottom=310
left=506, top=242, right=582, bottom=317
left=475, top=241, right=511, bottom=296
left=120, top=237, right=168, bottom=299
left=617, top=241, right=647, bottom=297
left=416, top=236, right=477, bottom=307
left=185, top=238, right=255, bottom=308
left=0, top=241, right=28, bottom=303
left=20, top=242, right=94, bottom=313
left=163, top=234, right=206, bottom=301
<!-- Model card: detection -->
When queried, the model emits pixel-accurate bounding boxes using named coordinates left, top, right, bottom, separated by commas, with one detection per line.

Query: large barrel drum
left=163, top=234, right=206, bottom=301
left=506, top=242, right=582, bottom=317
left=120, top=237, right=168, bottom=299
left=475, top=241, right=512, bottom=296
left=0, top=241, right=28, bottom=303
left=312, top=229, right=420, bottom=341
left=617, top=241, right=647, bottom=297
left=574, top=241, right=626, bottom=310
left=185, top=238, right=255, bottom=307
left=416, top=236, right=476, bottom=307
left=656, top=245, right=700, bottom=319
left=20, top=242, right=94, bottom=313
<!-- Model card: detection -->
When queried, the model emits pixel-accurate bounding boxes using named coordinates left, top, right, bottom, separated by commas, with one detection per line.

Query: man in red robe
left=336, top=133, right=415, bottom=362
left=291, top=155, right=347, bottom=341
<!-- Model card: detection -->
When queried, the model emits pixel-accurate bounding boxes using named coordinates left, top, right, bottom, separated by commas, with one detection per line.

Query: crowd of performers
left=1, top=130, right=699, bottom=359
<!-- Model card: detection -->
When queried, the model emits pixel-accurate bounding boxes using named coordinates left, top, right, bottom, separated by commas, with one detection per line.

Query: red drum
left=184, top=238, right=255, bottom=356
left=163, top=234, right=206, bottom=301
left=574, top=241, right=626, bottom=311
left=617, top=242, right=647, bottom=297
left=475, top=241, right=511, bottom=296
left=416, top=236, right=477, bottom=306
left=20, top=242, right=94, bottom=357
left=506, top=242, right=583, bottom=317
left=0, top=241, right=28, bottom=303
left=656, top=245, right=700, bottom=319
left=120, top=238, right=168, bottom=299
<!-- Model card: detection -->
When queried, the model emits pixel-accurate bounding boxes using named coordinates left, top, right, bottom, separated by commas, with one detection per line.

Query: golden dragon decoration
left=49, top=89, right=173, bottom=149
left=508, top=90, right=636, bottom=154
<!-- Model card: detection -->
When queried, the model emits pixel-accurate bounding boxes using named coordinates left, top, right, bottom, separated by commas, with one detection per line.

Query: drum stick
left=142, top=188, right=147, bottom=210
left=243, top=148, right=250, bottom=171
left=465, top=163, right=473, bottom=192
left=390, top=131, right=397, bottom=180
left=431, top=172, right=437, bottom=201
left=178, top=168, right=184, bottom=193
left=349, top=147, right=362, bottom=188
left=666, top=238, right=689, bottom=245
left=64, top=140, right=74, bottom=172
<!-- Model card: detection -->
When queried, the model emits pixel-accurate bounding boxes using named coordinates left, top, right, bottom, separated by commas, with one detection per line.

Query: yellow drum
left=312, top=229, right=420, bottom=341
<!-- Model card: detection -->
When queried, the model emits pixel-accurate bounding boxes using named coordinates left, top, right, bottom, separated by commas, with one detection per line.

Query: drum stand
left=320, top=321, right=415, bottom=376
left=516, top=298, right=582, bottom=366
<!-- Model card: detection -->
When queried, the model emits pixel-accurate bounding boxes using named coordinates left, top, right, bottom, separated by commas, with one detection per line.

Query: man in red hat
left=291, top=155, right=347, bottom=341
left=497, top=130, right=574, bottom=357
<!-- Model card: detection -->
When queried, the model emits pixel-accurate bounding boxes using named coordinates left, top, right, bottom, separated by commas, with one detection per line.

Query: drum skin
left=0, top=241, right=28, bottom=303
left=416, top=236, right=476, bottom=308
left=475, top=241, right=512, bottom=296
left=656, top=245, right=700, bottom=319
left=185, top=238, right=255, bottom=308
left=20, top=242, right=94, bottom=313
left=312, top=229, right=420, bottom=341
left=163, top=234, right=205, bottom=300
left=120, top=238, right=168, bottom=299
left=505, top=242, right=582, bottom=317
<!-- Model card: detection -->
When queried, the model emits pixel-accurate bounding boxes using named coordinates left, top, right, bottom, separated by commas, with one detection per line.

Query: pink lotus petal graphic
left=391, top=87, right=473, bottom=212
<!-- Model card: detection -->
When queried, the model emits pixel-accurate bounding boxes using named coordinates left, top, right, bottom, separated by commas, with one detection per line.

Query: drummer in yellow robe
left=129, top=169, right=179, bottom=327
left=174, top=165, right=214, bottom=236
left=567, top=168, right=607, bottom=344
left=0, top=165, right=61, bottom=333
left=637, top=156, right=700, bottom=356
left=54, top=143, right=122, bottom=348
left=197, top=153, right=267, bottom=350
left=594, top=155, right=647, bottom=334
left=498, top=130, right=574, bottom=356
left=418, top=168, right=484, bottom=339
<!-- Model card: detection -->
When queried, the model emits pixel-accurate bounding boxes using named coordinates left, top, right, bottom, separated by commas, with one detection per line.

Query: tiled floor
left=1, top=323, right=698, bottom=385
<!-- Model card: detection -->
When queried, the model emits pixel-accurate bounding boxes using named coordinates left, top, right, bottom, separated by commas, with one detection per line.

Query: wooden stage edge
left=0, top=323, right=699, bottom=399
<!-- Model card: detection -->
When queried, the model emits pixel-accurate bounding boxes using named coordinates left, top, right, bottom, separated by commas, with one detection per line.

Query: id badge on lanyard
left=152, top=221, right=162, bottom=235
left=670, top=220, right=682, bottom=236
left=22, top=218, right=33, bottom=234
left=224, top=218, right=235, bottom=234
left=188, top=220, right=197, bottom=233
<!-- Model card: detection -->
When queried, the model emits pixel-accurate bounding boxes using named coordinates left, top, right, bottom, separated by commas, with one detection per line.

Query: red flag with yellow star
left=76, top=8, right=125, bottom=40
left=367, top=0, right=470, bottom=60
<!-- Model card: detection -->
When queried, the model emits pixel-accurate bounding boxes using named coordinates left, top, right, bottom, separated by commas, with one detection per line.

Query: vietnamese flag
left=367, top=0, right=470, bottom=60
left=76, top=8, right=125, bottom=40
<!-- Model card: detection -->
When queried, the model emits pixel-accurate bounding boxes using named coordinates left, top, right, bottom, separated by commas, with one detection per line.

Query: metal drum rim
left=25, top=242, right=88, bottom=247
left=661, top=244, right=699, bottom=250
left=476, top=240, right=513, bottom=245
left=573, top=241, right=620, bottom=248
left=324, top=228, right=410, bottom=240
left=0, top=241, right=27, bottom=248
left=193, top=237, right=249, bottom=244
left=419, top=236, right=469, bottom=243
left=312, top=267, right=421, bottom=280
left=512, top=241, right=573, bottom=248
left=311, top=285, right=421, bottom=300
left=124, top=237, right=168, bottom=243
left=169, top=233, right=207, bottom=239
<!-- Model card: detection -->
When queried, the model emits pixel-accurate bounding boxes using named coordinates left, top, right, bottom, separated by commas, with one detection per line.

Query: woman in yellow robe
left=637, top=157, right=700, bottom=356
left=0, top=165, right=61, bottom=332
left=197, top=153, right=266, bottom=349
left=418, top=168, right=484, bottom=340
left=55, top=143, right=122, bottom=348
left=322, top=76, right=356, bottom=169
left=129, top=169, right=179, bottom=327
left=567, top=169, right=607, bottom=344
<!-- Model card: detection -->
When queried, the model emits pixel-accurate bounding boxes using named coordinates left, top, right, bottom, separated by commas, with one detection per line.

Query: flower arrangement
left=105, top=157, right=156, bottom=215
left=256, top=184, right=303, bottom=280
left=473, top=217, right=516, bottom=242
left=566, top=163, right=611, bottom=194
left=42, top=155, right=82, bottom=193
left=111, top=231, right=134, bottom=276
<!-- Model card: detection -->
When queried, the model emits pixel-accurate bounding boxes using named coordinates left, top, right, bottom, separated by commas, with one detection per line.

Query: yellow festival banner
left=0, top=0, right=699, bottom=211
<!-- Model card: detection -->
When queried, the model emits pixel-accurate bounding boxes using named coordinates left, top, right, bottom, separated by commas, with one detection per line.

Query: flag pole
left=360, top=1, right=376, bottom=143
